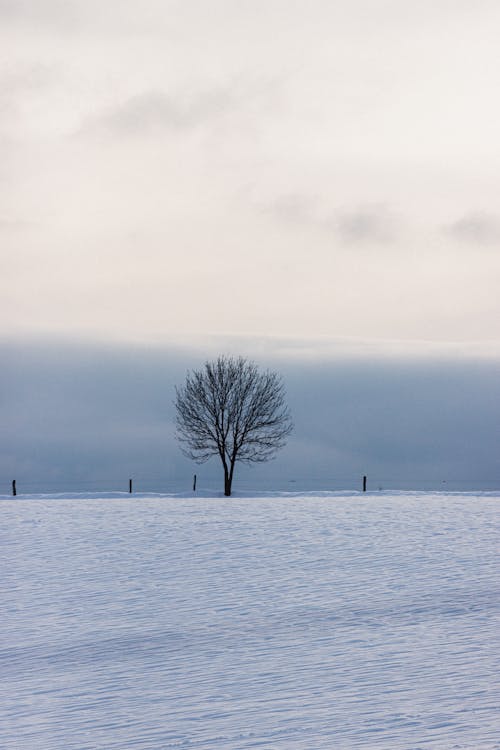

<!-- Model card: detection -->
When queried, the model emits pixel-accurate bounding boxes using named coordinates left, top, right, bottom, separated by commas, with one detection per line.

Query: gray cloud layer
left=1, top=340, right=499, bottom=494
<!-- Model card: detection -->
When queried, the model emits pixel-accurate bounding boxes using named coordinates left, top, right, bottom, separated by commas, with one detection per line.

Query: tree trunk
left=221, top=450, right=238, bottom=496
left=224, top=468, right=232, bottom=496
left=220, top=453, right=231, bottom=496
left=223, top=458, right=236, bottom=496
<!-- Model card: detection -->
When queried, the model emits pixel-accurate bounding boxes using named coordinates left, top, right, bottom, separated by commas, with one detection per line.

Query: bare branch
left=174, top=356, right=293, bottom=495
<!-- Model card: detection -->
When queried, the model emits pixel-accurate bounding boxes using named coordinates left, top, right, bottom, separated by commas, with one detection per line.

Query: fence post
left=12, top=479, right=17, bottom=496
left=193, top=474, right=197, bottom=492
left=363, top=475, right=367, bottom=492
left=129, top=478, right=133, bottom=494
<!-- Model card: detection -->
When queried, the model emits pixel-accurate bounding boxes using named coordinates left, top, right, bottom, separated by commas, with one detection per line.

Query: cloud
left=336, top=205, right=398, bottom=245
left=0, top=0, right=78, bottom=28
left=0, top=63, right=55, bottom=93
left=0, top=63, right=57, bottom=122
left=262, top=194, right=400, bottom=245
left=81, top=76, right=280, bottom=138
left=87, top=89, right=235, bottom=136
left=263, top=193, right=318, bottom=225
left=446, top=213, right=500, bottom=246
left=0, top=218, right=32, bottom=231
left=1, top=337, right=500, bottom=493
left=0, top=0, right=182, bottom=35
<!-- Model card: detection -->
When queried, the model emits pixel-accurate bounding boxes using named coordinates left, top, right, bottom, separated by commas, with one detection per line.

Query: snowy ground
left=1, top=492, right=499, bottom=750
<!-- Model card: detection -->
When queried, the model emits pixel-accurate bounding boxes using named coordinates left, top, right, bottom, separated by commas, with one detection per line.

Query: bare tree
left=174, top=356, right=293, bottom=496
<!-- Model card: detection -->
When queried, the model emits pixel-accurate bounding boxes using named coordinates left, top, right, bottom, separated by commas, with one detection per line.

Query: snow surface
left=1, top=492, right=499, bottom=749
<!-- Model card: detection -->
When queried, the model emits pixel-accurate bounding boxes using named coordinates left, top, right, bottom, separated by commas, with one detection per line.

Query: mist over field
left=1, top=338, right=499, bottom=494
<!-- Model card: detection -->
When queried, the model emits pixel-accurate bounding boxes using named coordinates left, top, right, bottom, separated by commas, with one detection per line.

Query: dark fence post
left=363, top=475, right=367, bottom=492
left=193, top=474, right=197, bottom=492
left=12, top=479, right=17, bottom=496
left=129, top=479, right=133, bottom=494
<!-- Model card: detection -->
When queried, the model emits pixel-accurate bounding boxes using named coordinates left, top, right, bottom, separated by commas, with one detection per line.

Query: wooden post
left=129, top=478, right=133, bottom=494
left=193, top=474, right=197, bottom=492
left=12, top=479, right=17, bottom=496
left=362, top=475, right=367, bottom=492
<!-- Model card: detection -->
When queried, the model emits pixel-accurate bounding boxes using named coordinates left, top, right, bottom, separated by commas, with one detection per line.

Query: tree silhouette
left=175, top=356, right=293, bottom=496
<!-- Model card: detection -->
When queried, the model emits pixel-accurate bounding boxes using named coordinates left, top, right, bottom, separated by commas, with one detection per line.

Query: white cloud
left=446, top=213, right=500, bottom=246
left=261, top=193, right=318, bottom=225
left=83, top=87, right=244, bottom=137
left=0, top=0, right=79, bottom=29
left=261, top=195, right=401, bottom=245
left=335, top=205, right=399, bottom=245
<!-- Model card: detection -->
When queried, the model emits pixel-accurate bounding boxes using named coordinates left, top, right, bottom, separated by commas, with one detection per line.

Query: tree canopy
left=175, top=356, right=293, bottom=495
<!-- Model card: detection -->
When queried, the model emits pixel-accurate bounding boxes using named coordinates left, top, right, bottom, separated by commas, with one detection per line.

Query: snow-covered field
left=1, top=492, right=499, bottom=750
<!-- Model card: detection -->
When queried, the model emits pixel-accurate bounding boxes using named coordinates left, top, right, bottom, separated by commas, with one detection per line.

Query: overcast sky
left=2, top=0, right=500, bottom=351
left=2, top=2, right=500, bottom=490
